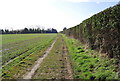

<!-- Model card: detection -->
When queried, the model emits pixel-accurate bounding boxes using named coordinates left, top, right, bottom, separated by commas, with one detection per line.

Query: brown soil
left=62, top=38, right=73, bottom=79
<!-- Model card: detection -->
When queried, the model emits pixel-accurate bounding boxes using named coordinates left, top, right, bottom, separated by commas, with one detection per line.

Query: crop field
left=0, top=0, right=120, bottom=80
left=1, top=34, right=119, bottom=80
left=1, top=34, right=57, bottom=78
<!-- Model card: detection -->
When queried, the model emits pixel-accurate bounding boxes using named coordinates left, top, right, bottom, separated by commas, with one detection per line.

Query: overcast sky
left=0, top=0, right=119, bottom=31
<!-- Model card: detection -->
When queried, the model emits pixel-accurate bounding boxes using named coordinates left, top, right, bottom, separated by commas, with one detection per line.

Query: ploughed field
left=1, top=34, right=119, bottom=80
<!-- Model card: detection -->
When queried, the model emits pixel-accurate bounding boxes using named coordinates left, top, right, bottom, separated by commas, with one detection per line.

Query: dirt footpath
left=62, top=38, right=73, bottom=79
left=23, top=35, right=73, bottom=79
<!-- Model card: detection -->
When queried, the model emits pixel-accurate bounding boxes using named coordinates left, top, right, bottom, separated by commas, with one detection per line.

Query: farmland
left=1, top=34, right=120, bottom=80
left=1, top=34, right=57, bottom=78
left=1, top=1, right=120, bottom=80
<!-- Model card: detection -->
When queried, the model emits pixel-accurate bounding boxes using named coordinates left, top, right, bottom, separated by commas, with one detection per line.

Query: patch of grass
left=62, top=34, right=119, bottom=80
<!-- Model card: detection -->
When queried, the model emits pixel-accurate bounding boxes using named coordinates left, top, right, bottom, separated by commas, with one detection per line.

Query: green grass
left=1, top=34, right=57, bottom=79
left=63, top=34, right=119, bottom=80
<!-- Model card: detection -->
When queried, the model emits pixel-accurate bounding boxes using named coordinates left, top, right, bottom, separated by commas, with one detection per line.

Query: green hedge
left=63, top=4, right=120, bottom=58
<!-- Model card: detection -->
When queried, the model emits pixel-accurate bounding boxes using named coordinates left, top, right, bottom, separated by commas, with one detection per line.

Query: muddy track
left=23, top=38, right=57, bottom=79
left=62, top=38, right=73, bottom=79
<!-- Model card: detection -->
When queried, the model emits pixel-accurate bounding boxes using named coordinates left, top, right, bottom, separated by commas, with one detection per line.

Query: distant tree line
left=0, top=28, right=58, bottom=34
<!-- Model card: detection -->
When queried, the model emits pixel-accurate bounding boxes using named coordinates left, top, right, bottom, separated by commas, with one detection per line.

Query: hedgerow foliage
left=63, top=4, right=120, bottom=58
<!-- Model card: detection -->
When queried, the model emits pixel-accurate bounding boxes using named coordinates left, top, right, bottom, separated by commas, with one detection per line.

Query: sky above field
left=0, top=0, right=119, bottom=31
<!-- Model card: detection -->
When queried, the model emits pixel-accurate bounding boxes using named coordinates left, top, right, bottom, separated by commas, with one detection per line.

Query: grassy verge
left=63, top=34, right=119, bottom=80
